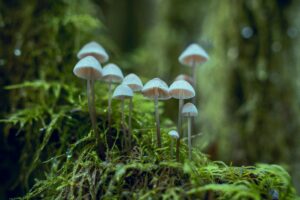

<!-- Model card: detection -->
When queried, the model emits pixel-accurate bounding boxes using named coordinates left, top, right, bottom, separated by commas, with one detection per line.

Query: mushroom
left=112, top=84, right=133, bottom=149
left=178, top=43, right=209, bottom=103
left=168, top=130, right=179, bottom=158
left=122, top=73, right=143, bottom=137
left=169, top=80, right=195, bottom=161
left=102, top=63, right=124, bottom=127
left=174, top=74, right=194, bottom=86
left=142, top=78, right=170, bottom=148
left=77, top=41, right=109, bottom=63
left=181, top=102, right=198, bottom=160
left=174, top=74, right=194, bottom=138
left=73, top=56, right=102, bottom=141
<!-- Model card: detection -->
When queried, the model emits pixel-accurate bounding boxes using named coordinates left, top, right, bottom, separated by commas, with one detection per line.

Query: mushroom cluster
left=73, top=41, right=209, bottom=161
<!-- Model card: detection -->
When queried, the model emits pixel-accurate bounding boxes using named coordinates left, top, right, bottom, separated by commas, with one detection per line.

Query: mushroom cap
left=73, top=56, right=102, bottom=80
left=77, top=41, right=109, bottom=63
left=174, top=74, right=194, bottom=86
left=112, top=84, right=133, bottom=99
left=169, top=80, right=195, bottom=99
left=102, top=63, right=124, bottom=83
left=168, top=130, right=179, bottom=139
left=178, top=43, right=209, bottom=66
left=182, top=102, right=198, bottom=117
left=122, top=73, right=143, bottom=92
left=142, top=78, right=170, bottom=100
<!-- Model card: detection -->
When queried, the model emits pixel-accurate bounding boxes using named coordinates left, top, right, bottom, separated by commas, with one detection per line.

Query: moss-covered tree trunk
left=200, top=0, right=300, bottom=190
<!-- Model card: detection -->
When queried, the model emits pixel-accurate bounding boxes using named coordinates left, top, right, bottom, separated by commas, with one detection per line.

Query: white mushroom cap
left=73, top=56, right=102, bottom=80
left=142, top=78, right=170, bottom=100
left=112, top=84, right=133, bottom=100
left=102, top=63, right=124, bottom=83
left=169, top=80, right=195, bottom=99
left=175, top=74, right=194, bottom=86
left=178, top=43, right=209, bottom=66
left=168, top=130, right=179, bottom=139
left=182, top=102, right=198, bottom=117
left=122, top=73, right=143, bottom=92
left=77, top=41, right=109, bottom=63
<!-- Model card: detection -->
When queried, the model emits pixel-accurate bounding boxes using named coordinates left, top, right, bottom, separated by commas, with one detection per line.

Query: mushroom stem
left=192, top=59, right=196, bottom=105
left=188, top=117, right=192, bottom=160
left=128, top=98, right=133, bottom=147
left=176, top=99, right=184, bottom=161
left=87, top=80, right=98, bottom=142
left=191, top=60, right=197, bottom=148
left=121, top=98, right=127, bottom=150
left=108, top=81, right=112, bottom=127
left=154, top=96, right=161, bottom=148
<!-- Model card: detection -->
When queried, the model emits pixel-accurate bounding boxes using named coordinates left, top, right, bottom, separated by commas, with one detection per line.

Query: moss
left=2, top=80, right=299, bottom=200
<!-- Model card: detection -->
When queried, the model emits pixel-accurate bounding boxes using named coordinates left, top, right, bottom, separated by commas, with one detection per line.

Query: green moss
left=2, top=80, right=299, bottom=200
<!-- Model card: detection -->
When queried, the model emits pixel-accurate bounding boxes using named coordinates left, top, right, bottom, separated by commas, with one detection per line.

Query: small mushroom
left=142, top=78, right=170, bottom=148
left=73, top=56, right=102, bottom=142
left=168, top=130, right=179, bottom=158
left=77, top=41, right=109, bottom=63
left=182, top=102, right=198, bottom=160
left=112, top=84, right=133, bottom=149
left=174, top=74, right=194, bottom=86
left=122, top=73, right=143, bottom=137
left=178, top=43, right=209, bottom=103
left=102, top=63, right=124, bottom=127
left=169, top=80, right=195, bottom=161
left=174, top=74, right=194, bottom=138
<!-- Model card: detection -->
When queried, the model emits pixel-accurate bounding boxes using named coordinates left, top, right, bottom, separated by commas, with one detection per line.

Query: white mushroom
left=73, top=56, right=102, bottom=139
left=168, top=130, right=179, bottom=139
left=102, top=63, right=124, bottom=127
left=169, top=80, right=195, bottom=161
left=77, top=41, right=109, bottom=63
left=122, top=73, right=143, bottom=137
left=168, top=130, right=179, bottom=159
left=178, top=43, right=209, bottom=66
left=174, top=74, right=194, bottom=86
left=112, top=84, right=133, bottom=149
left=182, top=102, right=198, bottom=160
left=142, top=78, right=170, bottom=148
left=178, top=43, right=209, bottom=104
left=123, top=73, right=143, bottom=92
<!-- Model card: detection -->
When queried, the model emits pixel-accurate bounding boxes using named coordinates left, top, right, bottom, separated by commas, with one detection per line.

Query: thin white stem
left=121, top=99, right=125, bottom=126
left=108, top=82, right=112, bottom=127
left=176, top=99, right=184, bottom=161
left=121, top=98, right=127, bottom=150
left=128, top=98, right=133, bottom=148
left=191, top=60, right=197, bottom=147
left=154, top=96, right=161, bottom=148
left=87, top=79, right=99, bottom=146
left=188, top=117, right=192, bottom=160
left=192, top=60, right=196, bottom=105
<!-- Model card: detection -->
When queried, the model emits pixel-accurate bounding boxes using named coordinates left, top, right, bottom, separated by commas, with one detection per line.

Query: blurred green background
left=1, top=0, right=300, bottom=198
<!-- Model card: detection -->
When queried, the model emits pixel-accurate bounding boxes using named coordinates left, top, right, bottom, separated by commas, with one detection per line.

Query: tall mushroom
left=168, top=130, right=179, bottom=159
left=175, top=74, right=194, bottom=86
left=77, top=41, right=109, bottom=63
left=169, top=80, right=195, bottom=161
left=112, top=84, right=133, bottom=150
left=178, top=43, right=209, bottom=103
left=73, top=56, right=102, bottom=143
left=182, top=102, right=198, bottom=160
left=174, top=74, right=194, bottom=138
left=102, top=63, right=124, bottom=127
left=122, top=73, right=143, bottom=136
left=142, top=78, right=170, bottom=148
